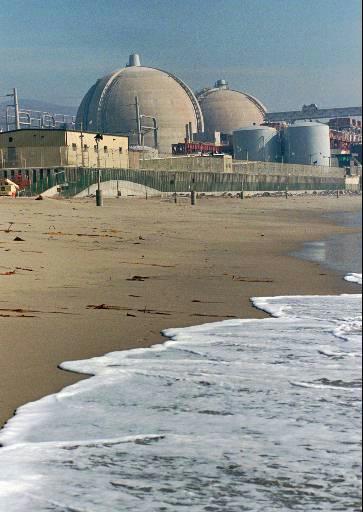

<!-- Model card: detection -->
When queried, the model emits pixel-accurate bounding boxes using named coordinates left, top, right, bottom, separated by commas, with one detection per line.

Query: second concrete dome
left=197, top=80, right=266, bottom=138
left=76, top=54, right=204, bottom=155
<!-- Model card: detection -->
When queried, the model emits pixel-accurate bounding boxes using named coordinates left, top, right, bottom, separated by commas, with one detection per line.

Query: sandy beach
left=0, top=194, right=361, bottom=428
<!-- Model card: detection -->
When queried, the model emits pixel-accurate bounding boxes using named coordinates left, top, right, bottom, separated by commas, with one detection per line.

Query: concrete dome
left=197, top=80, right=266, bottom=137
left=76, top=54, right=204, bottom=155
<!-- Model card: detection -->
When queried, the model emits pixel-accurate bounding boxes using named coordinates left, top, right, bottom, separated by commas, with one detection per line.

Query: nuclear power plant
left=0, top=52, right=362, bottom=198
left=72, top=53, right=361, bottom=168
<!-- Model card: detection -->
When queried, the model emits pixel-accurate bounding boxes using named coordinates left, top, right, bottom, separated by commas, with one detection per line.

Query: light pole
left=94, top=133, right=103, bottom=206
left=309, top=152, right=322, bottom=165
left=322, top=155, right=331, bottom=167
left=285, top=172, right=291, bottom=199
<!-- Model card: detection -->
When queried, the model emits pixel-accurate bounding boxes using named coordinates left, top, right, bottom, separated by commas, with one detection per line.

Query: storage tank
left=76, top=54, right=204, bottom=155
left=233, top=125, right=280, bottom=162
left=283, top=121, right=331, bottom=166
left=197, top=80, right=266, bottom=138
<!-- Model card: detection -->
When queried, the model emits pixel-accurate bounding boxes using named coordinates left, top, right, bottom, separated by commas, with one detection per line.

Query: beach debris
left=0, top=270, right=16, bottom=276
left=15, top=267, right=33, bottom=272
left=232, top=275, right=273, bottom=283
left=35, top=195, right=44, bottom=200
left=127, top=275, right=150, bottom=282
left=44, top=231, right=122, bottom=239
left=5, top=222, right=14, bottom=233
left=13, top=236, right=25, bottom=242
left=0, top=307, right=75, bottom=316
left=138, top=236, right=145, bottom=240
left=191, top=313, right=237, bottom=319
left=119, top=261, right=175, bottom=268
left=87, top=304, right=172, bottom=316
left=192, top=299, right=223, bottom=304
left=0, top=313, right=37, bottom=318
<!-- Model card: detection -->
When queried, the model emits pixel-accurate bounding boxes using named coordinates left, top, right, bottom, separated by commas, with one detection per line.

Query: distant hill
left=0, top=99, right=77, bottom=131
left=18, top=99, right=77, bottom=117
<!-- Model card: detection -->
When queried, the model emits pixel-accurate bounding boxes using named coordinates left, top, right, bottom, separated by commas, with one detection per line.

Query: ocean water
left=0, top=284, right=361, bottom=511
left=295, top=211, right=362, bottom=276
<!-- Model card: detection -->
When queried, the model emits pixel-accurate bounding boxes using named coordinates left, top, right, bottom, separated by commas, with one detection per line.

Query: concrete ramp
left=75, top=180, right=161, bottom=198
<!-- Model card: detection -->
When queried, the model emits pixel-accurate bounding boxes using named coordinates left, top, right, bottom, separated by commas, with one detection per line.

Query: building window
left=104, top=146, right=108, bottom=153
left=94, top=145, right=98, bottom=152
left=83, top=144, right=88, bottom=151
left=119, top=147, right=123, bottom=154
left=9, top=137, right=13, bottom=143
left=72, top=143, right=77, bottom=151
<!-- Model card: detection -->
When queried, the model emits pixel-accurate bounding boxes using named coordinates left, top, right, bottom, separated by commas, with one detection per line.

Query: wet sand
left=0, top=194, right=361, bottom=428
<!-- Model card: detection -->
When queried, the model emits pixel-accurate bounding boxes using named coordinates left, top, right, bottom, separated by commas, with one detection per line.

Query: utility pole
left=5, top=88, right=20, bottom=130
left=80, top=122, right=85, bottom=167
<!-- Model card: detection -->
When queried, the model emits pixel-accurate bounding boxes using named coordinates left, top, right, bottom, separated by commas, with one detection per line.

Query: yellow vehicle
left=0, top=179, right=19, bottom=198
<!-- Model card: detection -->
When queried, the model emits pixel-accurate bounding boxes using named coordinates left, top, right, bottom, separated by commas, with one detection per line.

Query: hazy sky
left=0, top=0, right=362, bottom=111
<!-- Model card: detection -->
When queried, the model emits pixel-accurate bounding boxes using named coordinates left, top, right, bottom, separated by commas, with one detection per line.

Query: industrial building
left=76, top=54, right=204, bottom=155
left=0, top=129, right=129, bottom=169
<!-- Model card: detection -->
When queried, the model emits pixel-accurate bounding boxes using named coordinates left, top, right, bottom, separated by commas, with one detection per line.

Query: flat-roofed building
left=0, top=129, right=129, bottom=169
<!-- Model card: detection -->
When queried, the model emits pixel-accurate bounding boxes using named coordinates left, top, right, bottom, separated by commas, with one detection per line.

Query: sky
left=0, top=0, right=362, bottom=111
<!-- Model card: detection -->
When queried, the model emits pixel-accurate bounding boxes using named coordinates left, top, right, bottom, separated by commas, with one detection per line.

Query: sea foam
left=0, top=289, right=361, bottom=511
left=345, top=273, right=363, bottom=285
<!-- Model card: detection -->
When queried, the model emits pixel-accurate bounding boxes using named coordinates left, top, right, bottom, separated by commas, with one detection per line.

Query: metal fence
left=7, top=167, right=346, bottom=198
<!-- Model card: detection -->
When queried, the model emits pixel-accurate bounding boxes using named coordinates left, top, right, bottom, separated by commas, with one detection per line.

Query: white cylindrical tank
left=233, top=125, right=280, bottom=162
left=283, top=122, right=331, bottom=166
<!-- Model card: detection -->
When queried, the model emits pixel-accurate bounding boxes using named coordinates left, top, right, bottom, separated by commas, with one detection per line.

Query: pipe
left=188, top=122, right=193, bottom=142
left=13, top=88, right=20, bottom=130
left=135, top=96, right=142, bottom=146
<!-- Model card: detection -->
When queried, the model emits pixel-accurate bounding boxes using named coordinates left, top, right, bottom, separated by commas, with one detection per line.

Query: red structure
left=172, top=140, right=233, bottom=156
left=12, top=173, right=31, bottom=191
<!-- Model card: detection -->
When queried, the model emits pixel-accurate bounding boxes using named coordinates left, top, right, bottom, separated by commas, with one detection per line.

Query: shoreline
left=0, top=195, right=361, bottom=429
